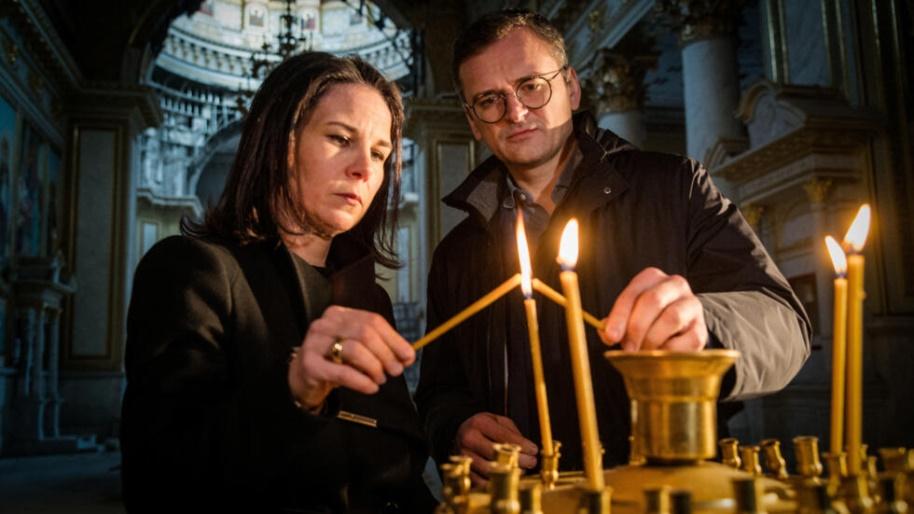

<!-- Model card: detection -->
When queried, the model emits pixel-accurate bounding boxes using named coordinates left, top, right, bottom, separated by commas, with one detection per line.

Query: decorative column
left=803, top=179, right=833, bottom=339
left=583, top=34, right=658, bottom=148
left=8, top=256, right=76, bottom=454
left=45, top=307, right=62, bottom=438
left=658, top=0, right=746, bottom=195
left=404, top=97, right=476, bottom=314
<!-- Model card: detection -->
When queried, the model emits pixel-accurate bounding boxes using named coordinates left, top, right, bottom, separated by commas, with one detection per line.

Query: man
left=414, top=9, right=811, bottom=485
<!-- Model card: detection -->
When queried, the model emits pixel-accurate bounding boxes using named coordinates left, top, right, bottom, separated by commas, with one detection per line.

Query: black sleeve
left=414, top=243, right=484, bottom=466
left=684, top=161, right=812, bottom=399
left=120, top=237, right=343, bottom=512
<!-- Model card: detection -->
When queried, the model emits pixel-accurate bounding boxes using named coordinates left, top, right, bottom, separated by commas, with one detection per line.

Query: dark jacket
left=121, top=234, right=435, bottom=513
left=415, top=112, right=812, bottom=471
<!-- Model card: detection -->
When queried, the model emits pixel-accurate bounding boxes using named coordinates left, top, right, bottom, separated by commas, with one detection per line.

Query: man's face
left=458, top=28, right=581, bottom=173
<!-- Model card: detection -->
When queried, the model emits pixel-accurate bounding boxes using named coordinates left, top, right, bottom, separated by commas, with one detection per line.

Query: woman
left=121, top=53, right=435, bottom=513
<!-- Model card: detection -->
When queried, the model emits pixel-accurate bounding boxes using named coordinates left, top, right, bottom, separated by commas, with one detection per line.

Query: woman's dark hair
left=183, top=52, right=404, bottom=268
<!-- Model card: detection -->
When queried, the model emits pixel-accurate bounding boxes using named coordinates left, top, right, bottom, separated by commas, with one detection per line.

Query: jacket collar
left=279, top=232, right=378, bottom=309
left=443, top=110, right=634, bottom=226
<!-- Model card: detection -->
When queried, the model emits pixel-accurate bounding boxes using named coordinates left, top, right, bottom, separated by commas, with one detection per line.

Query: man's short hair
left=452, top=9, right=568, bottom=99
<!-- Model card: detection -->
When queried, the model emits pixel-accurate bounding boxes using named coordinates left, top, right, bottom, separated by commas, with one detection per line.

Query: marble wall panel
left=784, top=1, right=829, bottom=86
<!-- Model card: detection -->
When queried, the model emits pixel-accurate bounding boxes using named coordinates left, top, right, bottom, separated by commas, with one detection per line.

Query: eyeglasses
left=465, top=66, right=569, bottom=124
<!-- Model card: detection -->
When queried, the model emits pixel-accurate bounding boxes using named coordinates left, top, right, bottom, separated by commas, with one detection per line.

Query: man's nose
left=503, top=94, right=528, bottom=123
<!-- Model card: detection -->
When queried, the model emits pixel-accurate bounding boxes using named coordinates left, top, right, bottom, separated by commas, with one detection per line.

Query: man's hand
left=601, top=267, right=708, bottom=351
left=455, top=412, right=538, bottom=486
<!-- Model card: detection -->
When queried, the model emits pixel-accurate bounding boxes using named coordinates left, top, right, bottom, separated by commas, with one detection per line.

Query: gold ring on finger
left=328, top=337, right=344, bottom=364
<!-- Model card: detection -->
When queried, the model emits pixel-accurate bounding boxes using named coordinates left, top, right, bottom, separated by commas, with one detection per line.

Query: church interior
left=0, top=0, right=912, bottom=511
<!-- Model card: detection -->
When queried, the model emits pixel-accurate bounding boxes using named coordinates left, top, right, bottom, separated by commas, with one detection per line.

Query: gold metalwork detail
left=336, top=410, right=377, bottom=428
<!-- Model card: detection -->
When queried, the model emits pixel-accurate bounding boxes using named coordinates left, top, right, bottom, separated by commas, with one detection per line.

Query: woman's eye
left=371, top=151, right=386, bottom=162
left=329, top=134, right=350, bottom=145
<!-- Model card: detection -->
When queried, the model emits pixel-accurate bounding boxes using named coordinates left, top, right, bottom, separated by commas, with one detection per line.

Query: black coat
left=415, top=112, right=812, bottom=471
left=121, top=234, right=435, bottom=513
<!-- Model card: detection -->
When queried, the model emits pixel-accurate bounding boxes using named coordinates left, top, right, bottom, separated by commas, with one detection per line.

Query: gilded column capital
left=582, top=32, right=658, bottom=114
left=803, top=179, right=833, bottom=205
left=654, top=0, right=746, bottom=45
left=740, top=203, right=765, bottom=231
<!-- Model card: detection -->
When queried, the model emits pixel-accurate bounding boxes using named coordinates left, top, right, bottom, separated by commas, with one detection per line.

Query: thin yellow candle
left=412, top=274, right=521, bottom=351
left=557, top=219, right=605, bottom=491
left=842, top=204, right=871, bottom=475
left=825, top=236, right=848, bottom=455
left=516, top=213, right=554, bottom=458
left=531, top=278, right=604, bottom=331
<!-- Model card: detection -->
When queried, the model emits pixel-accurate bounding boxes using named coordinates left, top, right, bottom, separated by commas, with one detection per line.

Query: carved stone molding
left=654, top=0, right=746, bottom=45
left=802, top=179, right=832, bottom=205
left=582, top=31, right=658, bottom=114
left=740, top=203, right=765, bottom=231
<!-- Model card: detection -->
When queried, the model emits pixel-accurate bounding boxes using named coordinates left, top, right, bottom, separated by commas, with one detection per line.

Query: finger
left=518, top=452, right=538, bottom=470
left=494, top=416, right=538, bottom=455
left=605, top=268, right=669, bottom=343
left=462, top=449, right=494, bottom=478
left=348, top=323, right=403, bottom=377
left=333, top=339, right=387, bottom=385
left=461, top=425, right=498, bottom=460
left=307, top=357, right=380, bottom=395
left=659, top=318, right=708, bottom=352
left=327, top=306, right=414, bottom=368
left=478, top=418, right=537, bottom=454
left=641, top=296, right=700, bottom=350
left=625, top=275, right=691, bottom=351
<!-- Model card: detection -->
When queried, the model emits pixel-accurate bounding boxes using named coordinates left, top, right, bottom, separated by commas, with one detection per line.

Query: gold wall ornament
left=804, top=179, right=834, bottom=205
left=741, top=203, right=765, bottom=232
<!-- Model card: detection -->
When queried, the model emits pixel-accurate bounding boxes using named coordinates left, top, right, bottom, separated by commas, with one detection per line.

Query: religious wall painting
left=14, top=123, right=42, bottom=257
left=0, top=94, right=17, bottom=267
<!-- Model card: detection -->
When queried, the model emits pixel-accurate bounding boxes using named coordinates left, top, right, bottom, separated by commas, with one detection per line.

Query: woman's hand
left=288, top=305, right=415, bottom=411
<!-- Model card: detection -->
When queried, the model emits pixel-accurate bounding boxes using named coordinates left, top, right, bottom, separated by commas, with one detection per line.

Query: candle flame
left=825, top=236, right=847, bottom=276
left=557, top=219, right=579, bottom=269
left=516, top=212, right=533, bottom=297
left=843, top=204, right=871, bottom=253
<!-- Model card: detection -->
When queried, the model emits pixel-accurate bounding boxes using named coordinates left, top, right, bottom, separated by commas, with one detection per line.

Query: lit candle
left=557, top=219, right=605, bottom=491
left=412, top=274, right=521, bottom=351
left=842, top=204, right=871, bottom=475
left=531, top=278, right=605, bottom=331
left=515, top=213, right=554, bottom=459
left=825, top=236, right=848, bottom=456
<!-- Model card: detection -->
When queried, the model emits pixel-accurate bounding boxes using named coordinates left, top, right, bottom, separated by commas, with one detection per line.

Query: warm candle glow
left=516, top=212, right=533, bottom=298
left=826, top=236, right=848, bottom=276
left=826, top=235, right=849, bottom=455
left=843, top=204, right=871, bottom=253
left=558, top=219, right=579, bottom=269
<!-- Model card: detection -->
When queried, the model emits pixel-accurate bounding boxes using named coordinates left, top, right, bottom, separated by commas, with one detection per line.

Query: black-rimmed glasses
left=465, top=66, right=569, bottom=124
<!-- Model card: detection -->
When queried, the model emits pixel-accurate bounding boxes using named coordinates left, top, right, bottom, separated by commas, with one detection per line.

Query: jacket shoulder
left=135, top=235, right=241, bottom=289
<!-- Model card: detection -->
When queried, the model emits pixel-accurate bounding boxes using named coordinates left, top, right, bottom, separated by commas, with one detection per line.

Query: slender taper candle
left=557, top=219, right=605, bottom=491
left=515, top=213, right=554, bottom=458
left=842, top=204, right=871, bottom=475
left=825, top=236, right=848, bottom=455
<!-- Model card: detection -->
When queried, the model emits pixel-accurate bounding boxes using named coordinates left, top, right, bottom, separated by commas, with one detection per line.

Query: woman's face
left=287, top=83, right=393, bottom=238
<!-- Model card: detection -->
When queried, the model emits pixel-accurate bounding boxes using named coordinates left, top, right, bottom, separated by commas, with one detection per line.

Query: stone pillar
left=60, top=84, right=160, bottom=442
left=45, top=308, right=62, bottom=438
left=404, top=97, right=476, bottom=321
left=658, top=0, right=746, bottom=195
left=803, top=179, right=833, bottom=337
left=583, top=39, right=657, bottom=148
